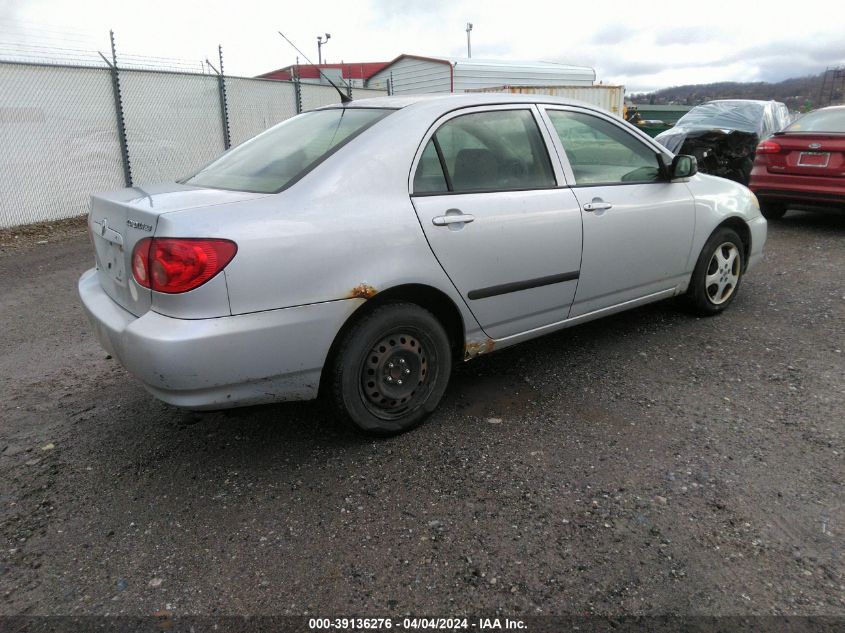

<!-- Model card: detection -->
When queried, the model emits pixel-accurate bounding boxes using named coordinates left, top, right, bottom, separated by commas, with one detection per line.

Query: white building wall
left=471, top=84, right=624, bottom=117
left=453, top=61, right=594, bottom=92
left=369, top=56, right=596, bottom=95
left=367, top=57, right=451, bottom=94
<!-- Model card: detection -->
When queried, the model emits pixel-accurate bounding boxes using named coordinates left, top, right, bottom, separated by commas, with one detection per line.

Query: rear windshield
left=183, top=108, right=392, bottom=193
left=785, top=108, right=845, bottom=133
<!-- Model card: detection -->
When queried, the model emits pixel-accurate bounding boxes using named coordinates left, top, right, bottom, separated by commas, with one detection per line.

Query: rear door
left=410, top=105, right=583, bottom=340
left=540, top=106, right=695, bottom=317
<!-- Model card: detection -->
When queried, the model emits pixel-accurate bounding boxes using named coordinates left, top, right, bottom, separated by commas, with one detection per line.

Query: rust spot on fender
left=348, top=283, right=378, bottom=300
left=464, top=338, right=495, bottom=360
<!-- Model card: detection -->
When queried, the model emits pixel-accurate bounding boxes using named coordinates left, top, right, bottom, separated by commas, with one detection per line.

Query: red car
left=749, top=105, right=845, bottom=219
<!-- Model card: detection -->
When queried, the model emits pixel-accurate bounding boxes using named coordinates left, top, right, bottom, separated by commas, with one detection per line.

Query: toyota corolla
left=79, top=94, right=767, bottom=435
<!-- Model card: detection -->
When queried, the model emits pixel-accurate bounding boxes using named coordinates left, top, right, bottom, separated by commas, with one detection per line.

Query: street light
left=317, top=33, right=331, bottom=64
left=466, top=23, right=473, bottom=58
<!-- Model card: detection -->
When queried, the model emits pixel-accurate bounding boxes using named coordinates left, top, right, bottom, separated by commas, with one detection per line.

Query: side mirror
left=670, top=154, right=697, bottom=179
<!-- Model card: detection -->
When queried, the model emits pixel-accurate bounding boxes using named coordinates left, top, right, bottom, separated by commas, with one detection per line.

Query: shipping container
left=468, top=84, right=625, bottom=118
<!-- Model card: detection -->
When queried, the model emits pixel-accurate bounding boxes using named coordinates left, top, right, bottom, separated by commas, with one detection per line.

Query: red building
left=258, top=62, right=390, bottom=88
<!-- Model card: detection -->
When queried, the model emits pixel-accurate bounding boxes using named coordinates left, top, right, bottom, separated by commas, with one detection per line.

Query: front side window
left=184, top=108, right=392, bottom=193
left=547, top=110, right=662, bottom=185
left=413, top=109, right=555, bottom=195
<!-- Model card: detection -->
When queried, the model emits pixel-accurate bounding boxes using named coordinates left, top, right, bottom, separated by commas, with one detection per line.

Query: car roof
left=317, top=92, right=602, bottom=113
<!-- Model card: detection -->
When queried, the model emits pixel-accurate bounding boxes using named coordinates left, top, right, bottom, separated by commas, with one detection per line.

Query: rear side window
left=413, top=138, right=449, bottom=193
left=547, top=110, right=661, bottom=185
left=184, top=108, right=392, bottom=193
left=413, top=109, right=555, bottom=195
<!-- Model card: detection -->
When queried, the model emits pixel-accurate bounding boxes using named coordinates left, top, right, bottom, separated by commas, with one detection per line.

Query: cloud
left=596, top=58, right=672, bottom=77
left=3, top=0, right=845, bottom=92
left=654, top=26, right=716, bottom=46
left=367, top=0, right=453, bottom=22
left=590, top=24, right=637, bottom=45
left=718, top=39, right=845, bottom=81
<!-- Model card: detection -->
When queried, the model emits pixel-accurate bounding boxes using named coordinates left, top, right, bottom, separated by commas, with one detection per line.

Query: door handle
left=583, top=202, right=612, bottom=212
left=432, top=213, right=475, bottom=226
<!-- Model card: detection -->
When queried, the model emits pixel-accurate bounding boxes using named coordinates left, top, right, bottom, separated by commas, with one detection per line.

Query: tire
left=738, top=158, right=754, bottom=184
left=326, top=302, right=452, bottom=436
left=760, top=200, right=787, bottom=220
left=684, top=227, right=746, bottom=316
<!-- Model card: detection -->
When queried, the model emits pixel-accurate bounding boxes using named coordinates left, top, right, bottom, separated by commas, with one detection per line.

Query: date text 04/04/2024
left=307, top=618, right=526, bottom=630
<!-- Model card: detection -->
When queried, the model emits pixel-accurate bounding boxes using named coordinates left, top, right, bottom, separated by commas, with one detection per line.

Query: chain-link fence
left=225, top=77, right=298, bottom=146
left=0, top=62, right=125, bottom=227
left=0, top=60, right=386, bottom=228
left=120, top=70, right=226, bottom=186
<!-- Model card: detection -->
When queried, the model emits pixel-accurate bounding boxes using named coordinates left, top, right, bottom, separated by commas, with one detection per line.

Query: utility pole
left=317, top=33, right=330, bottom=64
left=466, top=22, right=473, bottom=58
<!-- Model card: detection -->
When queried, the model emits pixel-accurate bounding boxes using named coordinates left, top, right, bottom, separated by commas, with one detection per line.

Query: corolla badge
left=808, top=143, right=822, bottom=149
left=126, top=219, right=153, bottom=232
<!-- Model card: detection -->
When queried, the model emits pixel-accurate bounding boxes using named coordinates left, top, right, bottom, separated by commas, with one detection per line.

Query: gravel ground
left=0, top=210, right=843, bottom=618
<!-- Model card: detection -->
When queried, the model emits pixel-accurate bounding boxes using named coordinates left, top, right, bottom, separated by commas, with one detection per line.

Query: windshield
left=183, top=108, right=392, bottom=193
left=785, top=108, right=845, bottom=133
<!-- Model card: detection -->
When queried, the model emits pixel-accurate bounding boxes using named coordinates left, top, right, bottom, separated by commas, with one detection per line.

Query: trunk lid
left=766, top=133, right=845, bottom=178
left=87, top=183, right=266, bottom=316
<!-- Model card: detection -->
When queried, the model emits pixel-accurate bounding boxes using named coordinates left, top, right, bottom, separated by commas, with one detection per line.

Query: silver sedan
left=79, top=93, right=767, bottom=435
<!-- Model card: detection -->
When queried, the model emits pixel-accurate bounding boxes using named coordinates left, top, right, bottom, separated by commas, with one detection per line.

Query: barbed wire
left=0, top=36, right=218, bottom=73
left=0, top=20, right=224, bottom=73
left=0, top=44, right=105, bottom=67
left=0, top=21, right=299, bottom=77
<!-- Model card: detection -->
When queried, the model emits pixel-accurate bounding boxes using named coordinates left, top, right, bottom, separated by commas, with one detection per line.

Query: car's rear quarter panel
left=153, top=106, right=485, bottom=340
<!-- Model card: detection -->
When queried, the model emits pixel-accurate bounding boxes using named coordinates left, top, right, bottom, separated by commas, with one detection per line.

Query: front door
left=541, top=107, right=696, bottom=317
left=410, top=106, right=583, bottom=340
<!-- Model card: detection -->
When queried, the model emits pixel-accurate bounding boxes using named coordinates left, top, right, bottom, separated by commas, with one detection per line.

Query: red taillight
left=756, top=140, right=782, bottom=154
left=131, top=238, right=237, bottom=294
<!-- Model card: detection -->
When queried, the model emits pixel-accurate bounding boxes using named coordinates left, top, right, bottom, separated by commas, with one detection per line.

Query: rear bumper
left=749, top=172, right=845, bottom=208
left=752, top=188, right=845, bottom=209
left=78, top=268, right=359, bottom=409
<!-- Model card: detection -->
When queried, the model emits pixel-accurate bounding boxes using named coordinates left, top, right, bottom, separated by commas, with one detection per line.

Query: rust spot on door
left=464, top=338, right=495, bottom=360
left=348, top=283, right=378, bottom=299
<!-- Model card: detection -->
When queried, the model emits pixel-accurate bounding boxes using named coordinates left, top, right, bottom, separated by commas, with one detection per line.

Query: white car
left=79, top=93, right=767, bottom=435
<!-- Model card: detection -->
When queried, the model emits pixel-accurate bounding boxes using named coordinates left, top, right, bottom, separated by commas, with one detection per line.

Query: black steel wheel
left=327, top=302, right=452, bottom=436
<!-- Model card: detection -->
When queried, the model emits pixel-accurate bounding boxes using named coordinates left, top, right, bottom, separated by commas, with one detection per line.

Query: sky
left=1, top=0, right=844, bottom=93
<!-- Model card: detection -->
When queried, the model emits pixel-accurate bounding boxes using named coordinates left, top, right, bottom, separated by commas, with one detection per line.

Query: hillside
left=629, top=73, right=831, bottom=110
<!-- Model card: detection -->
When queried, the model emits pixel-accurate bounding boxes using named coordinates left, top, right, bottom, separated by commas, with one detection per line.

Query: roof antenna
left=278, top=31, right=352, bottom=104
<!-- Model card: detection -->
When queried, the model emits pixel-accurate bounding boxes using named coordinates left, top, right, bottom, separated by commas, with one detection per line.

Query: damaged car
left=656, top=100, right=791, bottom=184
left=79, top=94, right=767, bottom=436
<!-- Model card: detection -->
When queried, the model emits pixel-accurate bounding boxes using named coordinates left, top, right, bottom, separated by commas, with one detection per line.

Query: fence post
left=217, top=45, right=231, bottom=150
left=293, top=67, right=302, bottom=114
left=346, top=64, right=352, bottom=100
left=104, top=30, right=132, bottom=187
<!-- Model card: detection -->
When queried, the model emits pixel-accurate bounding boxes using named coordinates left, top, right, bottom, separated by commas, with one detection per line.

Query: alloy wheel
left=705, top=242, right=741, bottom=305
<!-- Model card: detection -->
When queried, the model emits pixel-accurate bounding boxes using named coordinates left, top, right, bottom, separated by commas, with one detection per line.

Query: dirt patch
left=0, top=216, right=88, bottom=253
